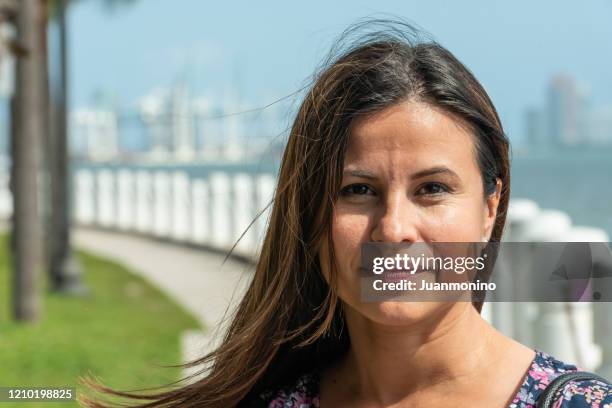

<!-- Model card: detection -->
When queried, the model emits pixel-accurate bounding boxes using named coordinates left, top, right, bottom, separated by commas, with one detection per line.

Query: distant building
left=590, top=105, right=612, bottom=146
left=524, top=74, right=607, bottom=151
left=221, top=93, right=245, bottom=161
left=546, top=74, right=590, bottom=148
left=139, top=88, right=173, bottom=156
left=71, top=108, right=119, bottom=160
left=171, top=82, right=194, bottom=160
left=525, top=107, right=547, bottom=149
left=192, top=96, right=224, bottom=160
left=139, top=82, right=197, bottom=161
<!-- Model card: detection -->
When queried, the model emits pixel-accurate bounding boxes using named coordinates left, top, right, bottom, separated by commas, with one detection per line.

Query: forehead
left=345, top=101, right=477, bottom=167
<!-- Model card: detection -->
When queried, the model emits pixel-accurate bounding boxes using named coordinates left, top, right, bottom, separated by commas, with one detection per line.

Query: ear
left=483, top=179, right=502, bottom=241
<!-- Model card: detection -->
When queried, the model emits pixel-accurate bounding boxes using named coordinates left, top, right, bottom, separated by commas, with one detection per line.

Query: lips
left=382, top=268, right=432, bottom=282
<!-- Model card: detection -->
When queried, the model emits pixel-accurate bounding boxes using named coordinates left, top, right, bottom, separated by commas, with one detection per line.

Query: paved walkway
left=73, top=227, right=253, bottom=379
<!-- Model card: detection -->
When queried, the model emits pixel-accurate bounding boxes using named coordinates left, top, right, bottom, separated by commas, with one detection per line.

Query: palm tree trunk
left=48, top=0, right=86, bottom=294
left=41, top=0, right=52, bottom=271
left=11, top=0, right=44, bottom=321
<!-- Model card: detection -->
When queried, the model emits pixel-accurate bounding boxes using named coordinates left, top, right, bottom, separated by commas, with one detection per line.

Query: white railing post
left=254, top=174, right=276, bottom=249
left=558, top=226, right=608, bottom=372
left=568, top=228, right=612, bottom=377
left=117, top=169, right=135, bottom=231
left=209, top=172, right=232, bottom=250
left=153, top=171, right=171, bottom=237
left=232, top=173, right=255, bottom=257
left=74, top=169, right=95, bottom=225
left=522, top=210, right=574, bottom=363
left=503, top=199, right=541, bottom=344
left=135, top=170, right=153, bottom=234
left=171, top=171, right=191, bottom=241
left=97, top=169, right=116, bottom=227
left=191, top=178, right=210, bottom=245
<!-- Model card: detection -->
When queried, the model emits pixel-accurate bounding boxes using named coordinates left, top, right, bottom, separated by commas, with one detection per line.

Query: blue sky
left=68, top=0, right=612, bottom=145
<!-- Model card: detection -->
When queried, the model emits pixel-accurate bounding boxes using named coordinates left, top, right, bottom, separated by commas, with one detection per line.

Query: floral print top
left=245, top=349, right=612, bottom=407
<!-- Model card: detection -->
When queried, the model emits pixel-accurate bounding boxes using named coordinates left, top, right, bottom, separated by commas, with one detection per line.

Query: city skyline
left=3, top=71, right=611, bottom=163
left=68, top=80, right=287, bottom=162
left=68, top=0, right=612, bottom=147
left=69, top=71, right=612, bottom=163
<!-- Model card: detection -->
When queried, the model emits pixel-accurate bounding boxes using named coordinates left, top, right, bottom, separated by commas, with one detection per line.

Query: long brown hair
left=80, top=18, right=511, bottom=407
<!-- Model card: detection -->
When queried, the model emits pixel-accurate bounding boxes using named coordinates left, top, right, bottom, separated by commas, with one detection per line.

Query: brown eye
left=341, top=184, right=375, bottom=196
left=416, top=182, right=449, bottom=196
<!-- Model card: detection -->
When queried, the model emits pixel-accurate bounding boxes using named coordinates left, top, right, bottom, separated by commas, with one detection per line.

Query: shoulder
left=239, top=371, right=320, bottom=408
left=511, top=349, right=611, bottom=407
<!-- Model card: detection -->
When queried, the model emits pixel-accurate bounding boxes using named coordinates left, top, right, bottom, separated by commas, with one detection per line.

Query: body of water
left=510, top=151, right=612, bottom=238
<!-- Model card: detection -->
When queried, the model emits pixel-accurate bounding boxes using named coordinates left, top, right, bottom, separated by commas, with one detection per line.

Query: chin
left=363, top=301, right=453, bottom=327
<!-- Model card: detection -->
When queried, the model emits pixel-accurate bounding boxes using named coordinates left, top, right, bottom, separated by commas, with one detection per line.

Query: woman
left=82, top=19, right=611, bottom=408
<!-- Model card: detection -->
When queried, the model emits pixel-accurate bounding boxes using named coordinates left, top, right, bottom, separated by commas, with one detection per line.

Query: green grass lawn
left=0, top=235, right=201, bottom=407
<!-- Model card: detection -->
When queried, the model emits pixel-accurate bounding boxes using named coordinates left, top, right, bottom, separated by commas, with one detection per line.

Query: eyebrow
left=343, top=166, right=461, bottom=181
left=411, top=166, right=460, bottom=180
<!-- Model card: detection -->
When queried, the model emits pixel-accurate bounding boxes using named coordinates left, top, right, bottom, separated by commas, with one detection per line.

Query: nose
left=370, top=190, right=420, bottom=243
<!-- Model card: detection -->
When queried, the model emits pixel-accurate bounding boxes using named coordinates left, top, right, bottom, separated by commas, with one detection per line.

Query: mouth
left=382, top=268, right=433, bottom=282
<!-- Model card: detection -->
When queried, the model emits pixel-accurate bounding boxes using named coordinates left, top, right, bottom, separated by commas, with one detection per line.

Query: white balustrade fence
left=0, top=167, right=610, bottom=377
left=69, top=166, right=276, bottom=259
left=503, top=198, right=612, bottom=377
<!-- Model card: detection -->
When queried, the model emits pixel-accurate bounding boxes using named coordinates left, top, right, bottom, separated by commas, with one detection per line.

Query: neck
left=336, top=302, right=501, bottom=405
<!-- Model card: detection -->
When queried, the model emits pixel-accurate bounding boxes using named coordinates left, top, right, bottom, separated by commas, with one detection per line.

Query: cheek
left=331, top=211, right=369, bottom=261
left=327, top=211, right=371, bottom=300
left=318, top=211, right=369, bottom=284
left=419, top=198, right=488, bottom=241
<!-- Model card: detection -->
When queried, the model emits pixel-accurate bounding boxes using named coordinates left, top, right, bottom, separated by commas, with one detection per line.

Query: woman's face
left=318, top=100, right=501, bottom=326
